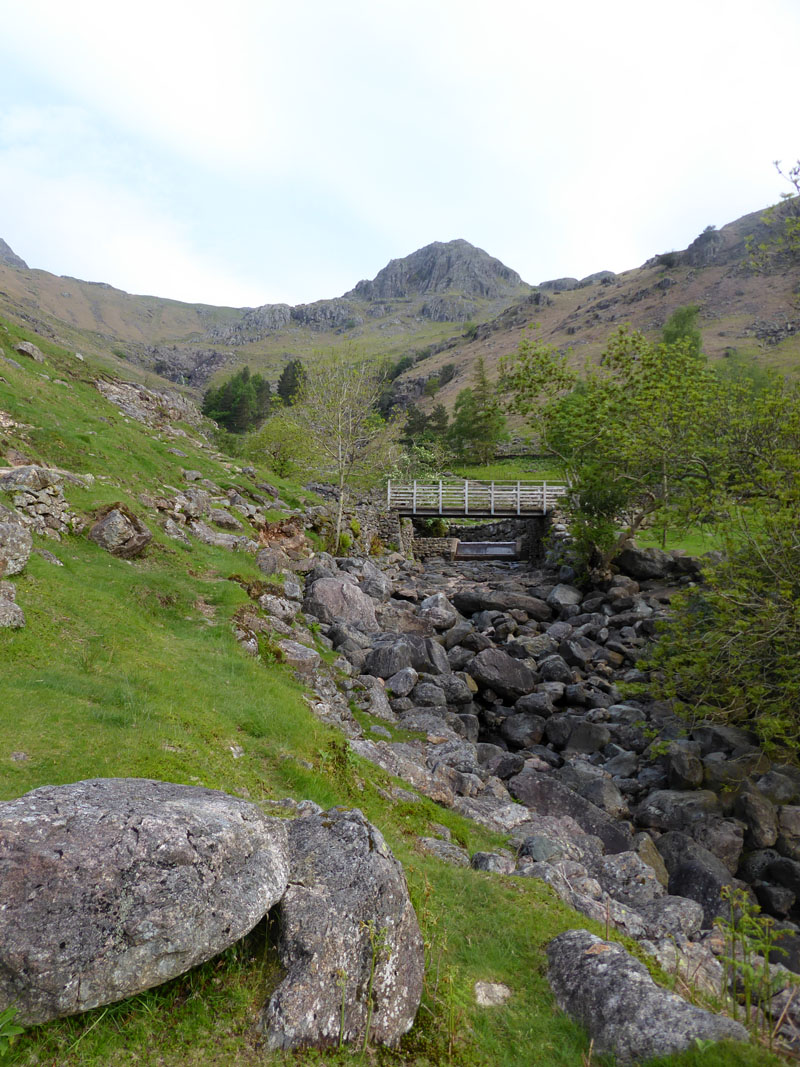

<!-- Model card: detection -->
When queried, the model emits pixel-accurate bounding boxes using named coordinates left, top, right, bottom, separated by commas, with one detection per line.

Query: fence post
left=413, top=480, right=417, bottom=514
left=439, top=480, right=443, bottom=515
left=465, top=480, right=469, bottom=515
left=387, top=479, right=391, bottom=507
left=543, top=481, right=548, bottom=515
left=517, top=480, right=521, bottom=516
left=490, top=482, right=495, bottom=516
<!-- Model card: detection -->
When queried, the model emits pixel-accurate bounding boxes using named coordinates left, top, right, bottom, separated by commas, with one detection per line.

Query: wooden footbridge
left=386, top=480, right=568, bottom=518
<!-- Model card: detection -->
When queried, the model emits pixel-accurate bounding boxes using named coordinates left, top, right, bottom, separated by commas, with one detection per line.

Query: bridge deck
left=387, top=480, right=568, bottom=517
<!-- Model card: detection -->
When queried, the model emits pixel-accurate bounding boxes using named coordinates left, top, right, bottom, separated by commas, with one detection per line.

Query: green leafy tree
left=284, top=353, right=400, bottom=552
left=501, top=326, right=727, bottom=573
left=247, top=404, right=309, bottom=478
left=449, top=357, right=506, bottom=464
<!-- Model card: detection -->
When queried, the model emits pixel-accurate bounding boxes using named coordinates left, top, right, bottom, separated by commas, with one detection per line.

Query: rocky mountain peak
left=347, top=239, right=528, bottom=301
left=0, top=239, right=28, bottom=270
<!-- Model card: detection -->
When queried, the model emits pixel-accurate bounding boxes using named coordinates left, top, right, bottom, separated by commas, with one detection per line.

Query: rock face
left=347, top=239, right=527, bottom=302
left=89, top=504, right=152, bottom=558
left=304, top=577, right=378, bottom=631
left=262, top=808, right=424, bottom=1050
left=0, top=779, right=289, bottom=1025
left=547, top=929, right=748, bottom=1064
left=0, top=237, right=28, bottom=269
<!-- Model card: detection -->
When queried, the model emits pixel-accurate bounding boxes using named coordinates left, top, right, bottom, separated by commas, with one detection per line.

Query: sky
left=0, top=0, right=797, bottom=308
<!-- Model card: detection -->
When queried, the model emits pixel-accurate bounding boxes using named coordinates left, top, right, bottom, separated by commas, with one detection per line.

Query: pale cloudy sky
left=0, top=0, right=797, bottom=307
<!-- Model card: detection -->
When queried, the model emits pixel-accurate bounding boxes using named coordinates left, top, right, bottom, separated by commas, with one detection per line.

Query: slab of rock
left=262, top=808, right=423, bottom=1050
left=0, top=779, right=289, bottom=1025
left=547, top=929, right=748, bottom=1064
left=14, top=341, right=44, bottom=363
left=277, top=640, right=321, bottom=673
left=0, top=519, right=32, bottom=576
left=89, top=504, right=152, bottom=559
left=509, top=768, right=632, bottom=853
left=304, top=577, right=378, bottom=631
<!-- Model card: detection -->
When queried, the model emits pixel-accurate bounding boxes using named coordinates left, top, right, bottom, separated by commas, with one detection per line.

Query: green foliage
left=644, top=509, right=800, bottom=752
left=275, top=358, right=305, bottom=405
left=0, top=1006, right=24, bottom=1056
left=502, top=325, right=725, bottom=572
left=201, top=366, right=271, bottom=433
left=245, top=406, right=309, bottom=477
left=449, top=357, right=507, bottom=464
left=662, top=304, right=702, bottom=357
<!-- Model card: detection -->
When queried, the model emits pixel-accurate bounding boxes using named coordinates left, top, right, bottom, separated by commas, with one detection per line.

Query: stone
left=509, top=768, right=632, bottom=853
left=262, top=808, right=423, bottom=1050
left=474, top=980, right=512, bottom=1006
left=14, top=341, right=44, bottom=363
left=209, top=507, right=242, bottom=530
left=538, top=654, right=574, bottom=684
left=564, top=721, right=611, bottom=755
left=304, top=577, right=379, bottom=631
left=468, top=647, right=536, bottom=700
left=258, top=594, right=298, bottom=624
left=0, top=596, right=24, bottom=628
left=777, top=805, right=800, bottom=861
left=614, top=544, right=675, bottom=580
left=0, top=520, right=32, bottom=576
left=88, top=505, right=152, bottom=559
left=277, top=640, right=321, bottom=673
left=500, top=712, right=545, bottom=749
left=417, top=837, right=470, bottom=867
left=0, top=779, right=289, bottom=1025
left=595, top=851, right=666, bottom=907
left=547, top=929, right=747, bottom=1064
left=386, top=667, right=418, bottom=697
left=256, top=546, right=292, bottom=574
left=637, top=896, right=705, bottom=939
left=470, top=851, right=516, bottom=874
left=417, top=592, right=458, bottom=630
left=546, top=584, right=583, bottom=610
left=365, top=634, right=450, bottom=678
left=655, top=831, right=736, bottom=927
left=635, top=789, right=721, bottom=832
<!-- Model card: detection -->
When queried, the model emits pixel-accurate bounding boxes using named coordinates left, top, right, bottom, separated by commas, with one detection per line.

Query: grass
left=451, top=457, right=566, bottom=482
left=0, top=319, right=786, bottom=1067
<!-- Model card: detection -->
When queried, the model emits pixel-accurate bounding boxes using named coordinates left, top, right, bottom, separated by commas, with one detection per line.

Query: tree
left=247, top=405, right=309, bottom=478
left=201, top=366, right=271, bottom=433
left=747, top=159, right=800, bottom=270
left=449, top=357, right=506, bottom=464
left=501, top=326, right=726, bottom=573
left=276, top=359, right=305, bottom=405
left=662, top=305, right=701, bottom=356
left=284, top=353, right=400, bottom=552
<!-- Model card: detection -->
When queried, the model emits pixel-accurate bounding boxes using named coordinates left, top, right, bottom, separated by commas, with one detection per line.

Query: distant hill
left=0, top=201, right=797, bottom=402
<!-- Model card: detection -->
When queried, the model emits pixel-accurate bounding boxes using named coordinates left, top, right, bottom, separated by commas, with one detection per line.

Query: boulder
left=509, top=768, right=632, bottom=853
left=304, top=577, right=379, bottom=631
left=468, top=647, right=536, bottom=700
left=277, top=640, right=321, bottom=673
left=614, top=544, right=675, bottom=580
left=655, top=831, right=736, bottom=927
left=262, top=808, right=423, bottom=1050
left=88, top=504, right=152, bottom=559
left=14, top=341, right=45, bottom=363
left=0, top=519, right=32, bottom=576
left=417, top=592, right=458, bottom=630
left=365, top=634, right=450, bottom=678
left=0, top=779, right=289, bottom=1025
left=547, top=929, right=747, bottom=1064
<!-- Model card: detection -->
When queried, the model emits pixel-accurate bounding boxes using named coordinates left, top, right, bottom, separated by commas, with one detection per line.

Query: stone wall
left=411, top=537, right=458, bottom=560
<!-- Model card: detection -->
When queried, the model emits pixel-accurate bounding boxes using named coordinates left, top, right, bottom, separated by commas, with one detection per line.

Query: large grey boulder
left=0, top=519, right=32, bottom=576
left=262, top=808, right=423, bottom=1050
left=89, top=504, right=152, bottom=559
left=468, top=647, right=536, bottom=700
left=304, top=577, right=379, bottom=631
left=0, top=779, right=289, bottom=1025
left=547, top=929, right=748, bottom=1064
left=365, top=633, right=450, bottom=678
left=509, top=768, right=632, bottom=853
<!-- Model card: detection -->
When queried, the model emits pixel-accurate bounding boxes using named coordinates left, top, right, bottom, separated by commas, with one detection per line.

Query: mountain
left=0, top=203, right=797, bottom=401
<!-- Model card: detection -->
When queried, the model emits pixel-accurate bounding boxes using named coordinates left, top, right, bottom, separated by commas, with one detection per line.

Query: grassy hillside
left=0, top=321, right=783, bottom=1066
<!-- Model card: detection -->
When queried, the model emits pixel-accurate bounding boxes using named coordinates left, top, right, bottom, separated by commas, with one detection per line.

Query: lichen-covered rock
left=262, top=808, right=424, bottom=1050
left=0, top=779, right=289, bottom=1025
left=304, top=577, right=379, bottom=631
left=0, top=519, right=32, bottom=576
left=468, top=647, right=536, bottom=700
left=547, top=929, right=748, bottom=1064
left=89, top=504, right=152, bottom=559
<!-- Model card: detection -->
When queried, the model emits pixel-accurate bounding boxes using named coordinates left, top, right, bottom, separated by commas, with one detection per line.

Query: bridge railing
left=386, top=480, right=569, bottom=515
